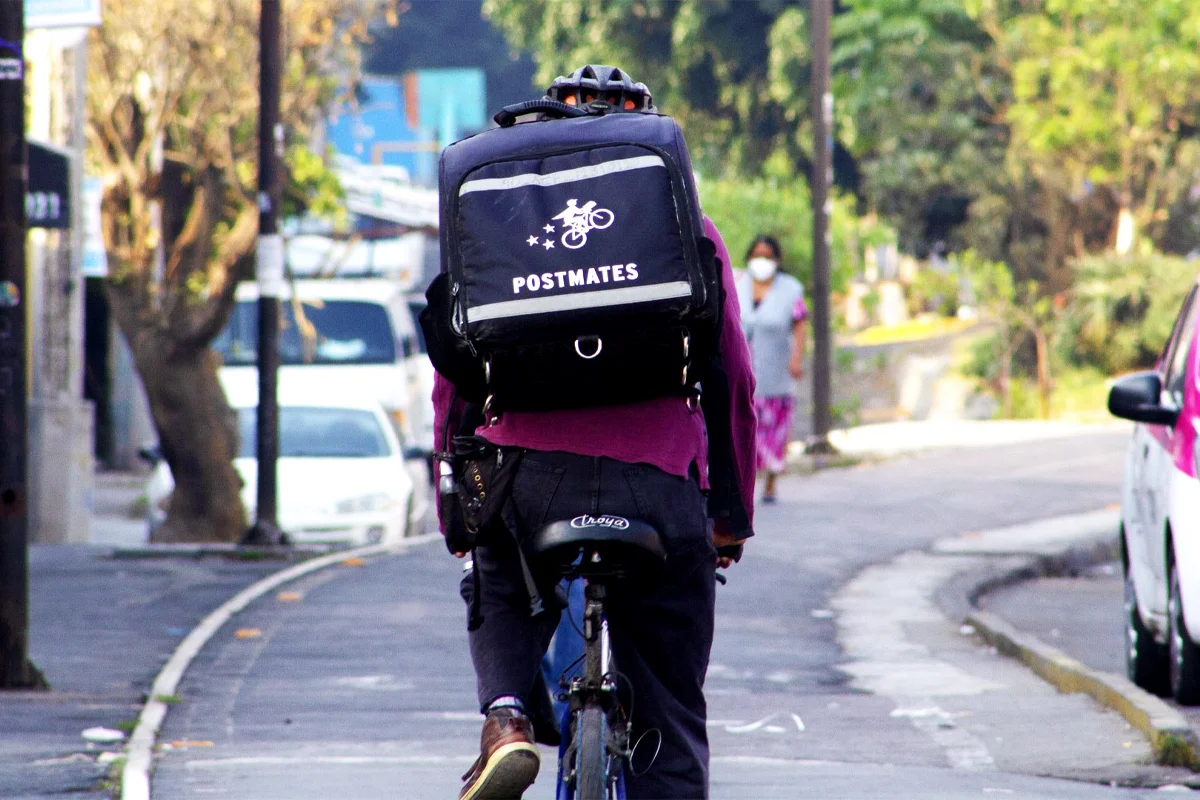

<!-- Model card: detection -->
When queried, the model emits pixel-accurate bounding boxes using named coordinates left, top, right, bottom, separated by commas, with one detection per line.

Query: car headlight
left=335, top=492, right=400, bottom=514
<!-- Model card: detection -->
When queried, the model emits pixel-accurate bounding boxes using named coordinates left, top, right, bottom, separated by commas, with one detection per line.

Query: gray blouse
left=735, top=271, right=805, bottom=399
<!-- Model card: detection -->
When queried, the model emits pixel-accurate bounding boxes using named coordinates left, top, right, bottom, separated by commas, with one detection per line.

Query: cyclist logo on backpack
left=549, top=199, right=614, bottom=249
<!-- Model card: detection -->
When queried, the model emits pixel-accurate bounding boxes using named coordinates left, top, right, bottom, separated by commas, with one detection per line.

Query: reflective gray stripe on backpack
left=459, top=154, right=665, bottom=196
left=467, top=280, right=692, bottom=323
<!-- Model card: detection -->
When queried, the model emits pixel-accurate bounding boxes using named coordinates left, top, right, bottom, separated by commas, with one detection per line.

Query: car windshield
left=214, top=299, right=397, bottom=366
left=238, top=407, right=392, bottom=458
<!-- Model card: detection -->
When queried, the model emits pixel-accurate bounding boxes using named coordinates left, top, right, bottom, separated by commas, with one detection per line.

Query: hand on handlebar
left=714, top=529, right=746, bottom=569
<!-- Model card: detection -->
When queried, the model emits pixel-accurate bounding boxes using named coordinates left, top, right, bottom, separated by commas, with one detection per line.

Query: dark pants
left=461, top=451, right=717, bottom=800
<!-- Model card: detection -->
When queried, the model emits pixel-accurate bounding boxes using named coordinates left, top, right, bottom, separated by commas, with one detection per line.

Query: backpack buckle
left=574, top=336, right=603, bottom=360
left=482, top=394, right=499, bottom=427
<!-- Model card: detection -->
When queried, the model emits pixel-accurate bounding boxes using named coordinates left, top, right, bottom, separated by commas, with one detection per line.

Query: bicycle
left=528, top=516, right=667, bottom=800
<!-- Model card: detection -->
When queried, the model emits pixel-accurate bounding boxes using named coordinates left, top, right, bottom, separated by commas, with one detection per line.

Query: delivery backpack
left=422, top=99, right=723, bottom=417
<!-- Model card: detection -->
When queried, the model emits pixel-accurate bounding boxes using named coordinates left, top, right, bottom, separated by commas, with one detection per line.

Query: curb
left=966, top=609, right=1199, bottom=768
left=954, top=520, right=1199, bottom=769
left=119, top=532, right=440, bottom=800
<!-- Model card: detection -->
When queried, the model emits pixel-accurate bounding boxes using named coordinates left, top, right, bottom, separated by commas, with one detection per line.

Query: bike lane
left=148, top=433, right=1177, bottom=798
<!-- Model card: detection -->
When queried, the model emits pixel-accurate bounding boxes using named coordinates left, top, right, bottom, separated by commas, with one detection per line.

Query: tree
left=87, top=0, right=393, bottom=543
left=960, top=251, right=1057, bottom=418
left=828, top=0, right=1005, bottom=256
left=481, top=0, right=804, bottom=177
left=968, top=0, right=1200, bottom=262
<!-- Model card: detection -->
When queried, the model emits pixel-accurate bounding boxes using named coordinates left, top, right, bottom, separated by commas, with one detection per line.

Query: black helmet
left=546, top=65, right=655, bottom=112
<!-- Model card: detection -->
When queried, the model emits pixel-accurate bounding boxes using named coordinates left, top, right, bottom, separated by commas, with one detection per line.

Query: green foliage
left=907, top=268, right=959, bottom=317
left=481, top=0, right=803, bottom=177
left=284, top=145, right=346, bottom=222
left=1057, top=252, right=1197, bottom=374
left=699, top=173, right=872, bottom=293
left=969, top=0, right=1200, bottom=262
left=832, top=0, right=1004, bottom=254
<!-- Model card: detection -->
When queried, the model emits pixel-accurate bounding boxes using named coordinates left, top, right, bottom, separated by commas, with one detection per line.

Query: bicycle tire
left=575, top=705, right=609, bottom=800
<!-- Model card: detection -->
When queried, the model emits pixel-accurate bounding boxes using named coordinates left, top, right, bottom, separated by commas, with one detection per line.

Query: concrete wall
left=790, top=326, right=995, bottom=443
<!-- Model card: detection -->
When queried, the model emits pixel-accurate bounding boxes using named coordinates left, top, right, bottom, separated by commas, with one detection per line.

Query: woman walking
left=735, top=235, right=807, bottom=503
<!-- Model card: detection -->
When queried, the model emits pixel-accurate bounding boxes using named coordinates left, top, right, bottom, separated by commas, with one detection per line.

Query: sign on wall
left=28, top=141, right=70, bottom=230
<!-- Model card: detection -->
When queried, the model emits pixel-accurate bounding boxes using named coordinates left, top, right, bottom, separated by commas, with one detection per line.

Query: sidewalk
left=1, top=545, right=293, bottom=799
left=1, top=472, right=304, bottom=799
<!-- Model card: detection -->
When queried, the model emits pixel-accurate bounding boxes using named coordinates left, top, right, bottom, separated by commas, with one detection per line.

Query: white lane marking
left=120, top=533, right=441, bottom=800
left=333, top=675, right=416, bottom=691
left=723, top=711, right=806, bottom=735
left=725, top=714, right=777, bottom=733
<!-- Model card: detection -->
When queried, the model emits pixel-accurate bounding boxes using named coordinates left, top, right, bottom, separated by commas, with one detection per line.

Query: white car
left=213, top=279, right=427, bottom=450
left=1110, top=275, right=1200, bottom=703
left=146, top=374, right=428, bottom=547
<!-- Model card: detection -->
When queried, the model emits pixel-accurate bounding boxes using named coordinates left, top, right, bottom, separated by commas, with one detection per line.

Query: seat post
left=583, top=580, right=606, bottom=682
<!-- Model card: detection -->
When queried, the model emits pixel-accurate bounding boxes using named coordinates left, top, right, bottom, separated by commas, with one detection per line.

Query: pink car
left=1109, top=281, right=1200, bottom=703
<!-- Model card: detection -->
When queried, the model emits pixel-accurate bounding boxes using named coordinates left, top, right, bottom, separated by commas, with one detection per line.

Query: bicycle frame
left=555, top=580, right=628, bottom=800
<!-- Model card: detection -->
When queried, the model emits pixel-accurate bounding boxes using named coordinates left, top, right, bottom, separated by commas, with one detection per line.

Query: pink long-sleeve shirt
left=433, top=217, right=757, bottom=537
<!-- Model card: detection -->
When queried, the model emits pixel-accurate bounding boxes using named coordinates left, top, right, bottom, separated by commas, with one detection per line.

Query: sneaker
left=459, top=708, right=540, bottom=800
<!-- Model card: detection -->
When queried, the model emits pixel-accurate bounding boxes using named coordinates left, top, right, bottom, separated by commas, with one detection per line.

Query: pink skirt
left=754, top=395, right=795, bottom=473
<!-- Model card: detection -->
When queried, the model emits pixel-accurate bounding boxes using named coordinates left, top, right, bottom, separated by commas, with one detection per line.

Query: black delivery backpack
left=423, top=100, right=723, bottom=416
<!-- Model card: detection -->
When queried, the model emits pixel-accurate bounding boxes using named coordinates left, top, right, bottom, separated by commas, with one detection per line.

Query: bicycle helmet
left=546, top=64, right=655, bottom=112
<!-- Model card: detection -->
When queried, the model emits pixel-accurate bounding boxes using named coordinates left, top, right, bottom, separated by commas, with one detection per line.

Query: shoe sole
left=460, top=742, right=540, bottom=800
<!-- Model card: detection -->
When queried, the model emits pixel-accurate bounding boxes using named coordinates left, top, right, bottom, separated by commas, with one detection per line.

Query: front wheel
left=1169, top=561, right=1200, bottom=704
left=574, top=705, right=609, bottom=800
left=1124, top=559, right=1168, bottom=695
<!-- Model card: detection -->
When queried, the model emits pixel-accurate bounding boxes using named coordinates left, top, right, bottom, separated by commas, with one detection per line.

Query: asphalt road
left=982, top=561, right=1200, bottom=741
left=146, top=431, right=1193, bottom=799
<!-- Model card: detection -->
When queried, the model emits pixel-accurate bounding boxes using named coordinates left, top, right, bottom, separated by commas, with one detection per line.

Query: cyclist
left=436, top=64, right=757, bottom=800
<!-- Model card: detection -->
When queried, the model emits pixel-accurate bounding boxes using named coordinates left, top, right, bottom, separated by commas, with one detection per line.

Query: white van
left=213, top=279, right=430, bottom=454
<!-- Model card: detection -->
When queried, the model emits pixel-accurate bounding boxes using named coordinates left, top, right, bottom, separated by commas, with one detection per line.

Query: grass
left=153, top=693, right=182, bottom=704
left=1049, top=367, right=1111, bottom=422
left=850, top=315, right=975, bottom=347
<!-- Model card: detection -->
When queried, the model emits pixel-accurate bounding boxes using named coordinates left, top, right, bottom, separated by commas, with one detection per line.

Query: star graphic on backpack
left=543, top=224, right=555, bottom=234
left=526, top=235, right=539, bottom=246
left=542, top=239, right=555, bottom=250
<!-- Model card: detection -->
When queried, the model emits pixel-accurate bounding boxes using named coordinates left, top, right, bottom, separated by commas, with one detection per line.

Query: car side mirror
left=137, top=444, right=163, bottom=466
left=1108, top=371, right=1179, bottom=426
left=402, top=446, right=427, bottom=461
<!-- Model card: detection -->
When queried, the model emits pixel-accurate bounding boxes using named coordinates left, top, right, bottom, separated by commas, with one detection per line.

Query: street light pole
left=245, top=0, right=285, bottom=545
left=0, top=0, right=41, bottom=689
left=808, top=0, right=836, bottom=454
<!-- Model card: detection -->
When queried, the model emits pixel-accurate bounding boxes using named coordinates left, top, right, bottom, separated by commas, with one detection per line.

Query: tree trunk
left=106, top=285, right=246, bottom=543
left=1114, top=207, right=1136, bottom=255
left=1034, top=329, right=1052, bottom=420
left=998, top=338, right=1014, bottom=419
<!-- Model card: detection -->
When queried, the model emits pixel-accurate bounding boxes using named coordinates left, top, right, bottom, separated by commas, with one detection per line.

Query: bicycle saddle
left=528, top=516, right=667, bottom=577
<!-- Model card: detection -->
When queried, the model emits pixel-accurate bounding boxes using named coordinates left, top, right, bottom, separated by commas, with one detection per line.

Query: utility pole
left=808, top=0, right=836, bottom=454
left=0, top=0, right=40, bottom=689
left=244, top=0, right=285, bottom=545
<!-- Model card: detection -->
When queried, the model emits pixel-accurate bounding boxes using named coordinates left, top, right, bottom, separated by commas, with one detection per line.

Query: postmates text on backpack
left=425, top=105, right=723, bottom=416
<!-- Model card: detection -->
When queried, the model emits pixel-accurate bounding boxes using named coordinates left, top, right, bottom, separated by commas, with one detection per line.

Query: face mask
left=747, top=257, right=778, bottom=282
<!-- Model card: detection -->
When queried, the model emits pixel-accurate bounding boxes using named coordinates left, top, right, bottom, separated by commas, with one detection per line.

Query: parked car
left=145, top=373, right=429, bottom=546
left=1110, top=277, right=1200, bottom=703
left=213, top=279, right=426, bottom=449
